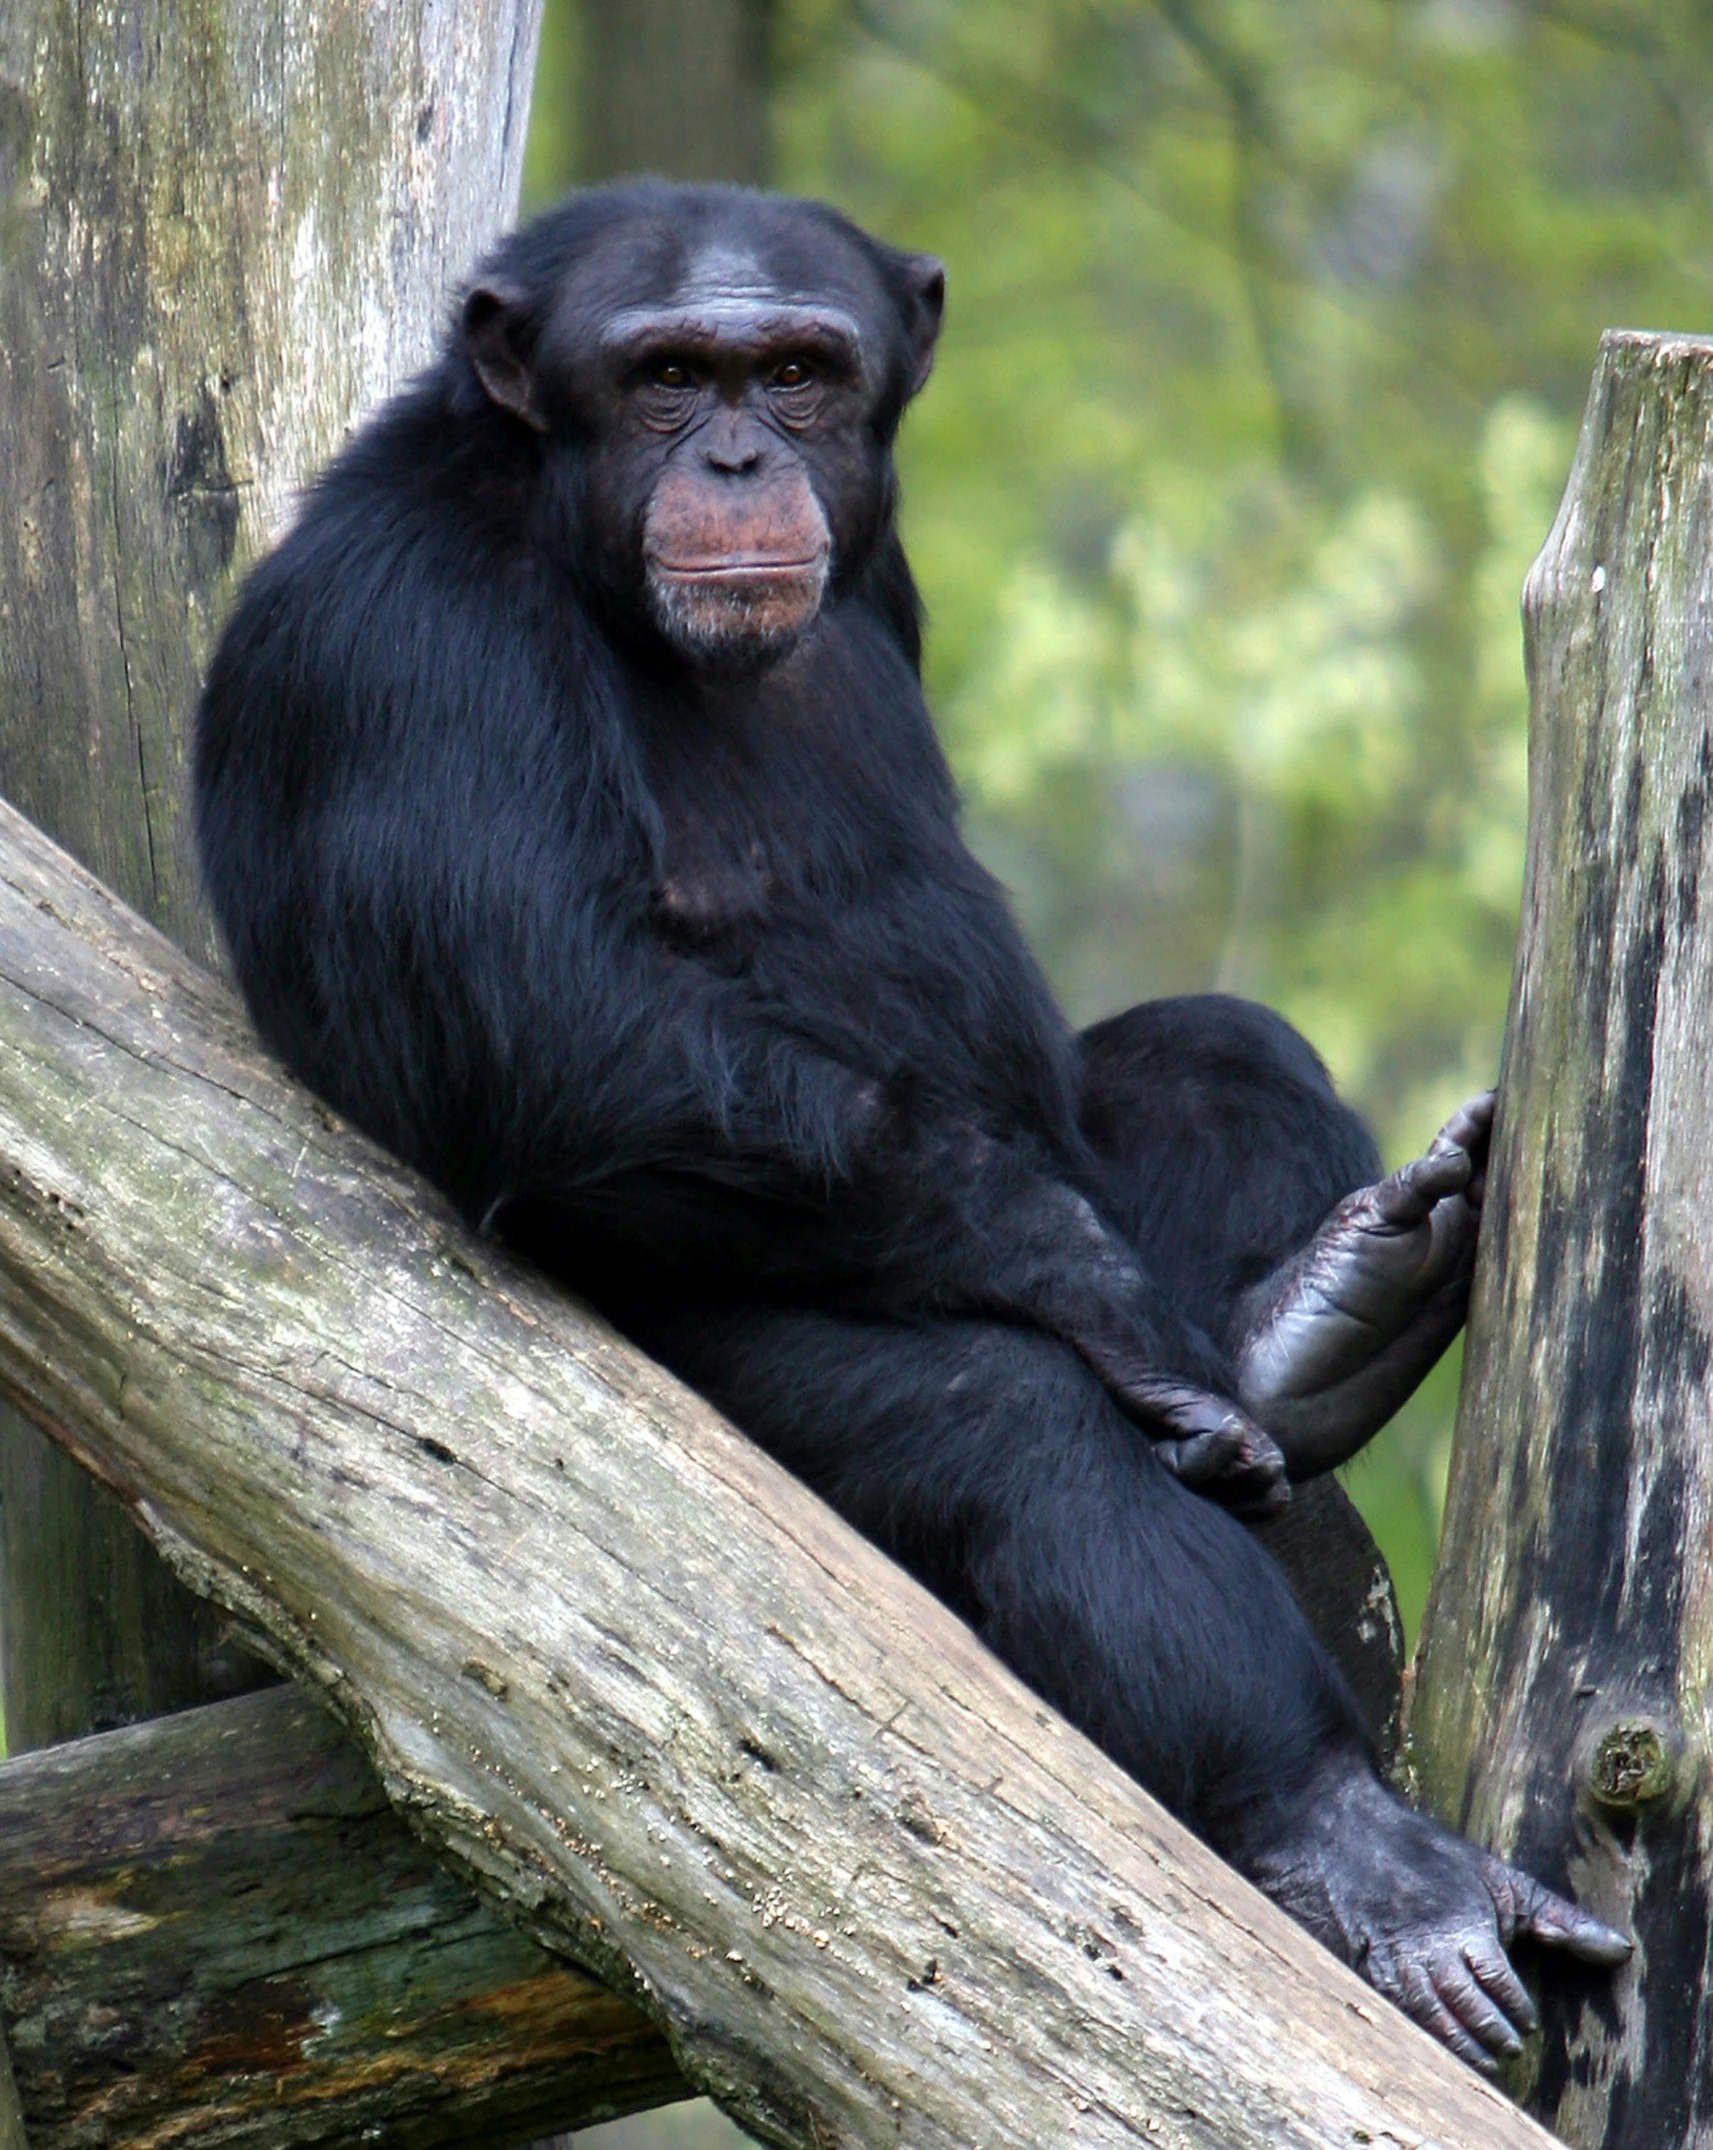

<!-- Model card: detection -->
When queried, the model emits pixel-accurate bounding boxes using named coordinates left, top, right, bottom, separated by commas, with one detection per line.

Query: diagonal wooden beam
left=0, top=796, right=1553, bottom=2148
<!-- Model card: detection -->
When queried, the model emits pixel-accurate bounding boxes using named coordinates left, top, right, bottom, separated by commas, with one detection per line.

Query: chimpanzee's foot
left=1232, top=1092, right=1494, bottom=1477
left=1237, top=1758, right=1630, bottom=2073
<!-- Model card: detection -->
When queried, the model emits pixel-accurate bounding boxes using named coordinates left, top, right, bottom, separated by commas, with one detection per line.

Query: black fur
left=196, top=181, right=1372, bottom=1855
left=202, top=196, right=1629, bottom=2051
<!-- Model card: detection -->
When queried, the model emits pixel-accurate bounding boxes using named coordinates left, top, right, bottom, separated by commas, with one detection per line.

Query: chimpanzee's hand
left=983, top=1173, right=1292, bottom=1513
left=1233, top=1092, right=1494, bottom=1477
left=1241, top=1760, right=1630, bottom=2073
left=1121, top=1375, right=1290, bottom=1518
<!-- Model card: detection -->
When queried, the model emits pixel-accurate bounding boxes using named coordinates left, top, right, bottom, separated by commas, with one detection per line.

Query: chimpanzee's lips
left=645, top=539, right=832, bottom=657
left=649, top=554, right=826, bottom=578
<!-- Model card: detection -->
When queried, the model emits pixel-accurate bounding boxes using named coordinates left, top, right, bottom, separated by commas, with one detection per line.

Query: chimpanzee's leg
left=1080, top=995, right=1491, bottom=1477
left=627, top=1290, right=1625, bottom=2069
left=1078, top=994, right=1382, bottom=1344
left=631, top=1293, right=1365, bottom=1830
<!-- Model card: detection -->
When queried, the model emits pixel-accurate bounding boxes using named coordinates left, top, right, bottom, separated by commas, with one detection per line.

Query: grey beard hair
left=648, top=555, right=830, bottom=664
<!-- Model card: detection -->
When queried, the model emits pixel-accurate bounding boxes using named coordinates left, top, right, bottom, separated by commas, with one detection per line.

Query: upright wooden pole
left=1412, top=330, right=1713, bottom=2148
left=0, top=0, right=542, bottom=1750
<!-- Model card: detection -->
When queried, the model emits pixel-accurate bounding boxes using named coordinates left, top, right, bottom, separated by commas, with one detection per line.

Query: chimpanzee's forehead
left=558, top=198, right=893, bottom=339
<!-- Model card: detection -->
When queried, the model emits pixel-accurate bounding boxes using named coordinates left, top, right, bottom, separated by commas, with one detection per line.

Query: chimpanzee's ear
left=463, top=283, right=548, bottom=431
left=900, top=254, right=946, bottom=399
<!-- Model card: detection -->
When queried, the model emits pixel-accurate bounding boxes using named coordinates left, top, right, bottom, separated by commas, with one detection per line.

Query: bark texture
left=0, top=0, right=542, bottom=1752
left=0, top=800, right=1554, bottom=2150
left=0, top=1685, right=684, bottom=2150
left=0, top=2030, right=22, bottom=2150
left=1410, top=330, right=1713, bottom=2148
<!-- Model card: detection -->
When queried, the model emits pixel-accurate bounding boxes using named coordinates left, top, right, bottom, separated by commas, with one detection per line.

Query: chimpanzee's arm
left=513, top=972, right=1290, bottom=1510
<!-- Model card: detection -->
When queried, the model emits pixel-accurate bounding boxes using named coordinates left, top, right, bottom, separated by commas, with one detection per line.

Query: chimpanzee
left=195, top=182, right=1626, bottom=2068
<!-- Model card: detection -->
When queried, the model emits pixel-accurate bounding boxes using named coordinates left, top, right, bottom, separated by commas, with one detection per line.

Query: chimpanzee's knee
left=1079, top=994, right=1380, bottom=1339
left=635, top=1293, right=1364, bottom=1832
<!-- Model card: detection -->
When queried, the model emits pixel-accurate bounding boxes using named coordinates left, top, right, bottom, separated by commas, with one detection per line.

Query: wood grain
left=1412, top=330, right=1713, bottom=2149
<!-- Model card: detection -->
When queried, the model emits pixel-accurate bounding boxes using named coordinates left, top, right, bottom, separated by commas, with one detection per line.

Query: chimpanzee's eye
left=635, top=361, right=699, bottom=427
left=773, top=359, right=811, bottom=388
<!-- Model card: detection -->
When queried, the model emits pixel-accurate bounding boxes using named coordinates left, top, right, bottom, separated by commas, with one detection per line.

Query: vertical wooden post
left=0, top=0, right=542, bottom=1749
left=1411, top=330, right=1713, bottom=2148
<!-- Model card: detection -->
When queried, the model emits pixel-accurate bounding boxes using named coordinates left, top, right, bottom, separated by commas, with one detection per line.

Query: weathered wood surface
left=1411, top=329, right=1713, bottom=2148
left=0, top=0, right=542, bottom=962
left=0, top=1685, right=684, bottom=2150
left=0, top=802, right=1557, bottom=2147
left=0, top=0, right=543, bottom=1753
left=0, top=1489, right=1402, bottom=2150
left=0, top=1419, right=274, bottom=1752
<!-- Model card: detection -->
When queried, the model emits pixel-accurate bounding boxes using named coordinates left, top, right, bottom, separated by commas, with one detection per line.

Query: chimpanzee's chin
left=667, top=623, right=807, bottom=676
left=648, top=563, right=827, bottom=672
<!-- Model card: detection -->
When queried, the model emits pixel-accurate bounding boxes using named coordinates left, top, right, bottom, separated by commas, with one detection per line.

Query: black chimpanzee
left=195, top=182, right=1626, bottom=2068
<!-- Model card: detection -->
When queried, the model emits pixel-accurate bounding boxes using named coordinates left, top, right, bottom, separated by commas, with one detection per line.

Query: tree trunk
left=0, top=1685, right=685, bottom=2150
left=0, top=0, right=542, bottom=1752
left=577, top=0, right=772, bottom=183
left=1410, top=329, right=1713, bottom=2148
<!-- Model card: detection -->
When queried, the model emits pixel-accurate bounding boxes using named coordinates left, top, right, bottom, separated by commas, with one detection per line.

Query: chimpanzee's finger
left=1484, top=1856, right=1632, bottom=1964
left=1463, top=1938, right=1539, bottom=2037
left=1154, top=1424, right=1245, bottom=1480
left=1431, top=1953, right=1524, bottom=2058
left=1126, top=1375, right=1289, bottom=1509
left=1517, top=1886, right=1632, bottom=1964
left=1373, top=1143, right=1471, bottom=1225
left=1436, top=1090, right=1496, bottom=1168
left=1394, top=1959, right=1498, bottom=2075
left=1368, top=1091, right=1497, bottom=1229
left=1154, top=1422, right=1289, bottom=1513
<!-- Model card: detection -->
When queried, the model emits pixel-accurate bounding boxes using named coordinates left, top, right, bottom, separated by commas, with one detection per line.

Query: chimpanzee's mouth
left=646, top=545, right=831, bottom=662
left=649, top=554, right=827, bottom=579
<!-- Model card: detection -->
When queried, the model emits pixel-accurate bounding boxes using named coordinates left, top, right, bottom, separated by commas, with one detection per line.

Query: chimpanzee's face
left=462, top=203, right=943, bottom=668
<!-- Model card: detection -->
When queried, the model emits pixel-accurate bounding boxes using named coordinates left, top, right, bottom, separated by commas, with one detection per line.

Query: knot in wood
left=1586, top=1719, right=1675, bottom=1811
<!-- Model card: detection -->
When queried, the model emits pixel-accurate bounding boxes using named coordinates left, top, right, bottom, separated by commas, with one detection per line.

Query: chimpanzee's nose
left=704, top=406, right=765, bottom=475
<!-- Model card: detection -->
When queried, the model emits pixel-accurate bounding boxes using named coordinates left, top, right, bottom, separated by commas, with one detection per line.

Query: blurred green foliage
left=526, top=2, right=1713, bottom=1651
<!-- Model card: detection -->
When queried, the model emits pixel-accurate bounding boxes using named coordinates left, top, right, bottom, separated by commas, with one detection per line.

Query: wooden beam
left=0, top=797, right=1554, bottom=2148
left=0, top=1685, right=682, bottom=2150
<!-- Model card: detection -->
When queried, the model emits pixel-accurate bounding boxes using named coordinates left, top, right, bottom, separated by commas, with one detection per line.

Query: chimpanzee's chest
left=636, top=724, right=998, bottom=1063
left=634, top=670, right=917, bottom=968
left=648, top=810, right=780, bottom=956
